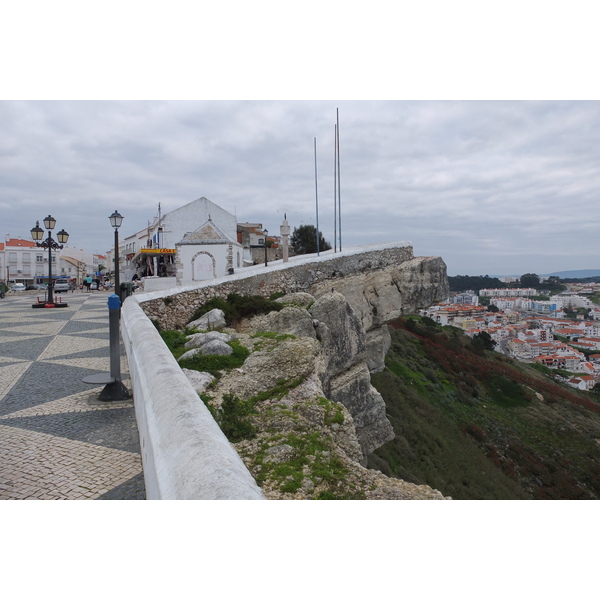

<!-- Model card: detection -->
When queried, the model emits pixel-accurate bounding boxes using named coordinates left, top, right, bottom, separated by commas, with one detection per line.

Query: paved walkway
left=0, top=291, right=145, bottom=500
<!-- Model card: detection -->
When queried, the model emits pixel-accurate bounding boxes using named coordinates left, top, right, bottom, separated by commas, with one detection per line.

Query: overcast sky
left=2, top=100, right=598, bottom=276
left=3, top=3, right=600, bottom=278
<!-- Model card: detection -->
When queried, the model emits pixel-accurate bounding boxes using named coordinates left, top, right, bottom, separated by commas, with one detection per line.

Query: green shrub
left=178, top=339, right=250, bottom=377
left=189, top=292, right=283, bottom=327
left=159, top=329, right=188, bottom=351
left=248, top=377, right=305, bottom=404
left=421, top=316, right=438, bottom=328
left=217, top=393, right=257, bottom=442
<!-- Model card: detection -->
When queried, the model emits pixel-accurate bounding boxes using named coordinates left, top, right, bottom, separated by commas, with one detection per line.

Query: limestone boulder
left=247, top=305, right=316, bottom=339
left=185, top=331, right=232, bottom=349
left=215, top=336, right=322, bottom=402
left=178, top=348, right=203, bottom=361
left=181, top=369, right=215, bottom=394
left=187, top=308, right=226, bottom=331
left=200, top=339, right=233, bottom=356
left=178, top=339, right=232, bottom=360
left=308, top=291, right=366, bottom=376
left=275, top=292, right=315, bottom=309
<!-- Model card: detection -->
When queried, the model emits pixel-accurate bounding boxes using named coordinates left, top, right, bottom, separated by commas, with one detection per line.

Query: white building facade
left=121, top=197, right=241, bottom=291
left=175, top=217, right=242, bottom=285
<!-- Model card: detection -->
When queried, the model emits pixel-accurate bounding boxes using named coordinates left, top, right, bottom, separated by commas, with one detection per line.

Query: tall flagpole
left=337, top=108, right=342, bottom=252
left=333, top=124, right=337, bottom=253
left=314, top=137, right=320, bottom=255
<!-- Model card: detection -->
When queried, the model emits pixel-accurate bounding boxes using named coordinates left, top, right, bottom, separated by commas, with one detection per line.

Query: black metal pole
left=47, top=232, right=54, bottom=304
left=264, top=242, right=268, bottom=267
left=114, top=227, right=120, bottom=296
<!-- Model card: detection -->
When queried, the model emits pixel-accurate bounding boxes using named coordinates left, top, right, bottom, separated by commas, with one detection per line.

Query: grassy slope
left=368, top=318, right=600, bottom=500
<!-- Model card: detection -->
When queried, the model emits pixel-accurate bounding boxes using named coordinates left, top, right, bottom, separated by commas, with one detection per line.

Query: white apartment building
left=555, top=294, right=593, bottom=309
left=480, top=288, right=537, bottom=297
left=1, top=236, right=63, bottom=285
left=531, top=300, right=559, bottom=314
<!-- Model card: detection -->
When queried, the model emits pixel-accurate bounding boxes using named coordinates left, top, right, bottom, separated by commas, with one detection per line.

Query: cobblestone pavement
left=0, top=291, right=145, bottom=500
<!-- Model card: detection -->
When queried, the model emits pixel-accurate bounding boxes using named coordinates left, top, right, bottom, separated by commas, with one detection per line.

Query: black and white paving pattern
left=0, top=292, right=145, bottom=500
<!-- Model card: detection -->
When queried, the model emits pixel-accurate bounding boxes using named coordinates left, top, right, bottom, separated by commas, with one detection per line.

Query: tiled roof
left=178, top=218, right=237, bottom=245
left=5, top=238, right=36, bottom=247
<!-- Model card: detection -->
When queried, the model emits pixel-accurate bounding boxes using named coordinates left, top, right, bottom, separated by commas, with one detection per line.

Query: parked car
left=26, top=284, right=48, bottom=291
left=11, top=283, right=26, bottom=292
left=53, top=280, right=72, bottom=292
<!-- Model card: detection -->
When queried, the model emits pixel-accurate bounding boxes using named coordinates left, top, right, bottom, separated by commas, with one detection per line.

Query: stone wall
left=139, top=243, right=419, bottom=330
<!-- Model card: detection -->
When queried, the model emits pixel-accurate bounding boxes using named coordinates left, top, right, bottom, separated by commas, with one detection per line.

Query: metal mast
left=337, top=108, right=342, bottom=252
left=314, top=137, right=320, bottom=255
left=333, top=124, right=337, bottom=253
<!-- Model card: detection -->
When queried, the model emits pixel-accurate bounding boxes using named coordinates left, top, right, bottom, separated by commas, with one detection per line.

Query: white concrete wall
left=176, top=242, right=242, bottom=284
left=121, top=298, right=264, bottom=500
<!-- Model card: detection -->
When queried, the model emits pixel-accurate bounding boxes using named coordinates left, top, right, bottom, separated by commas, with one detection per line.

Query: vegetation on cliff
left=159, top=293, right=447, bottom=499
left=188, top=292, right=283, bottom=327
left=368, top=317, right=600, bottom=500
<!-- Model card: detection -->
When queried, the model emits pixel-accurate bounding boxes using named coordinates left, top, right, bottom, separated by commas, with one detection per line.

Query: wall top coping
left=132, top=240, right=413, bottom=304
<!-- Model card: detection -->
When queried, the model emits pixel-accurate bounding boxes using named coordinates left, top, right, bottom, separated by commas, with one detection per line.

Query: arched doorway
left=192, top=252, right=216, bottom=280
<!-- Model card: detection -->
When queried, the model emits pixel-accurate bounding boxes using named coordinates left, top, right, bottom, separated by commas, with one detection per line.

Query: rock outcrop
left=177, top=288, right=450, bottom=499
left=309, top=256, right=448, bottom=332
left=142, top=244, right=449, bottom=499
left=307, top=292, right=394, bottom=458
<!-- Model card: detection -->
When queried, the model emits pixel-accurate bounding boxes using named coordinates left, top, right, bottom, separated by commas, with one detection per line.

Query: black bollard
left=98, top=293, right=131, bottom=401
left=86, top=293, right=131, bottom=401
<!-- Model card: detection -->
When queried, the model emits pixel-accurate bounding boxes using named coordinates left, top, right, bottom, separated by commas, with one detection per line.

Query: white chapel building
left=127, top=197, right=242, bottom=290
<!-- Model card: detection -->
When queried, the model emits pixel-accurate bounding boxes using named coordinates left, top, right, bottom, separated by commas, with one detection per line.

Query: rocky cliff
left=141, top=245, right=450, bottom=499
left=194, top=291, right=447, bottom=499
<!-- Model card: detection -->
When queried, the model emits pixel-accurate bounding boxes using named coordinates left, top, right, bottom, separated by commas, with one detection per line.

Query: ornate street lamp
left=263, top=228, right=269, bottom=267
left=31, top=215, right=69, bottom=307
left=109, top=210, right=123, bottom=295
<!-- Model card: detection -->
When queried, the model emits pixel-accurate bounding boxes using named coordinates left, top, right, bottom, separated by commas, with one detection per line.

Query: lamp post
left=263, top=228, right=269, bottom=267
left=109, top=210, right=123, bottom=296
left=81, top=210, right=130, bottom=400
left=31, top=215, right=69, bottom=308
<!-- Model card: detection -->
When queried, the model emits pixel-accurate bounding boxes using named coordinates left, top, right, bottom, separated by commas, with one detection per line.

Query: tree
left=520, top=273, right=540, bottom=288
left=448, top=275, right=506, bottom=293
left=290, top=225, right=332, bottom=255
left=472, top=331, right=497, bottom=352
left=421, top=316, right=438, bottom=328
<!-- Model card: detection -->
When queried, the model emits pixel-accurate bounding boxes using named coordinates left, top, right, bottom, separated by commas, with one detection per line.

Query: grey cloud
left=1, top=100, right=598, bottom=275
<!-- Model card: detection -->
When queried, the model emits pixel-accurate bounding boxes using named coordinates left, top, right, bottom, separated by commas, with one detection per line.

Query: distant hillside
left=368, top=317, right=600, bottom=500
left=545, top=269, right=600, bottom=279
